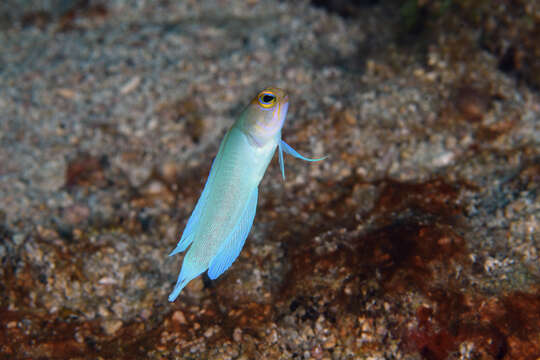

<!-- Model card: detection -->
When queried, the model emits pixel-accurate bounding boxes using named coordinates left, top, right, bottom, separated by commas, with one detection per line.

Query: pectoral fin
left=208, top=187, right=258, bottom=280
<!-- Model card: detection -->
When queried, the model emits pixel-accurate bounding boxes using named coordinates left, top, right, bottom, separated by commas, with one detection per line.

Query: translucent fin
left=168, top=260, right=206, bottom=302
left=279, top=140, right=327, bottom=162
left=278, top=141, right=286, bottom=181
left=169, top=232, right=194, bottom=256
left=168, top=158, right=220, bottom=256
left=168, top=276, right=190, bottom=302
left=207, top=187, right=258, bottom=280
left=169, top=134, right=229, bottom=256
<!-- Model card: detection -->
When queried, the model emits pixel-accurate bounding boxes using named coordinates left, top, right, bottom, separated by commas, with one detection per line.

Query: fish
left=168, top=87, right=326, bottom=301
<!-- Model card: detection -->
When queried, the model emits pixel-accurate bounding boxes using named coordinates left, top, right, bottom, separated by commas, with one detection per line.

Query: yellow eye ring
left=258, top=91, right=276, bottom=108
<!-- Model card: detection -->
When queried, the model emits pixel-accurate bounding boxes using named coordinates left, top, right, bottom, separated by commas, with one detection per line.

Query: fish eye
left=262, top=94, right=275, bottom=103
left=258, top=92, right=276, bottom=108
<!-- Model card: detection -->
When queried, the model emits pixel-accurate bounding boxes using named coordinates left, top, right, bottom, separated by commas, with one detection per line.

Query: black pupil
left=262, top=94, right=274, bottom=103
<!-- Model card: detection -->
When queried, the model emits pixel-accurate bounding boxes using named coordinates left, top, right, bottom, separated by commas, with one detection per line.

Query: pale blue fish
left=168, top=88, right=326, bottom=301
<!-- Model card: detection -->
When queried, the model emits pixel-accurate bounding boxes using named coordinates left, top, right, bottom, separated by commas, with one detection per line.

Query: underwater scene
left=0, top=0, right=539, bottom=358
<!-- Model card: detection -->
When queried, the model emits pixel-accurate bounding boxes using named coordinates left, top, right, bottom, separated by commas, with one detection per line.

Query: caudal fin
left=168, top=258, right=206, bottom=302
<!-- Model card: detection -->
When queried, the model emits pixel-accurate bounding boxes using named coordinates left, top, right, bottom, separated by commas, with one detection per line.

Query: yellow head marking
left=257, top=90, right=277, bottom=108
left=241, top=87, right=289, bottom=146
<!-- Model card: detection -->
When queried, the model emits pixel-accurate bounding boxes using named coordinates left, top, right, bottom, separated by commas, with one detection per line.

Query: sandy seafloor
left=0, top=0, right=539, bottom=359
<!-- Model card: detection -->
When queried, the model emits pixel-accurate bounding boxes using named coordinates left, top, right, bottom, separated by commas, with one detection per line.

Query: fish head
left=238, top=87, right=289, bottom=147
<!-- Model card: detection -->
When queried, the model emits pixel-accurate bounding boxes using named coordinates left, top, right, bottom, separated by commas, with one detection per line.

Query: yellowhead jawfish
left=168, top=88, right=325, bottom=301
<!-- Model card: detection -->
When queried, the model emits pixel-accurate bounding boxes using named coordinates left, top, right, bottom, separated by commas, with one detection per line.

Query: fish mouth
left=278, top=101, right=289, bottom=125
left=280, top=94, right=289, bottom=113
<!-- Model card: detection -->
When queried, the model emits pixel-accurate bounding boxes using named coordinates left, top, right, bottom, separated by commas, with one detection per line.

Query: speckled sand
left=0, top=0, right=539, bottom=358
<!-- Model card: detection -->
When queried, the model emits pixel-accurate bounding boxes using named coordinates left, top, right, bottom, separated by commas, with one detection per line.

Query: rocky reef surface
left=0, top=0, right=538, bottom=358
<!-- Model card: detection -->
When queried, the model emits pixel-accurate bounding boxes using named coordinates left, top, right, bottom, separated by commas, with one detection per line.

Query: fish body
left=168, top=88, right=325, bottom=301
